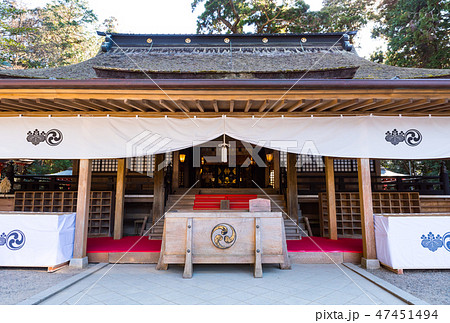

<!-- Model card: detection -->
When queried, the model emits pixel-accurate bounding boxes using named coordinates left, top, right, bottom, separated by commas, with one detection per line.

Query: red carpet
left=87, top=236, right=162, bottom=253
left=87, top=236, right=362, bottom=253
left=286, top=237, right=362, bottom=253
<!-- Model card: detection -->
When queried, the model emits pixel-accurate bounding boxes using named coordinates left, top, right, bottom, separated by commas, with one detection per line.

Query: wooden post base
left=182, top=218, right=193, bottom=279
left=254, top=218, right=263, bottom=278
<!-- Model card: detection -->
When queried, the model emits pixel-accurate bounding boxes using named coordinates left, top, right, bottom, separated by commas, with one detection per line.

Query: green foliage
left=373, top=0, right=450, bottom=69
left=0, top=0, right=100, bottom=69
left=26, top=160, right=73, bottom=175
left=370, top=48, right=386, bottom=63
left=381, top=159, right=450, bottom=176
left=0, top=1, right=39, bottom=68
left=191, top=0, right=375, bottom=34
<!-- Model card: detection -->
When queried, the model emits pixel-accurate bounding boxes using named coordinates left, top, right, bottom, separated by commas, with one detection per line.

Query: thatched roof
left=0, top=32, right=449, bottom=80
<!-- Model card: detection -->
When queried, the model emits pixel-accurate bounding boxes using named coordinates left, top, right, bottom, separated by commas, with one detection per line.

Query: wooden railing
left=13, top=173, right=155, bottom=194
left=298, top=174, right=447, bottom=195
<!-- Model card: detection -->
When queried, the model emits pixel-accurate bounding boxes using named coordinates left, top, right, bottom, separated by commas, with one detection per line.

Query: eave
left=0, top=79, right=449, bottom=117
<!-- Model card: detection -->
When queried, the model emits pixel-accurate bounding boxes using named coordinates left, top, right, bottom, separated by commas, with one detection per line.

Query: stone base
left=361, top=257, right=380, bottom=270
left=69, top=257, right=88, bottom=269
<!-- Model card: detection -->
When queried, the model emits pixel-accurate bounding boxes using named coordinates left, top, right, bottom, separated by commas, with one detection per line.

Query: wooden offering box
left=157, top=211, right=291, bottom=278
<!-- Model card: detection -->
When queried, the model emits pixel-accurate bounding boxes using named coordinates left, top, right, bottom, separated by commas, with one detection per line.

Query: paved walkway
left=41, top=264, right=407, bottom=305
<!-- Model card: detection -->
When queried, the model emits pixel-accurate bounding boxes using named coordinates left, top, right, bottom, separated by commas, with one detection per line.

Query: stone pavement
left=40, top=264, right=407, bottom=305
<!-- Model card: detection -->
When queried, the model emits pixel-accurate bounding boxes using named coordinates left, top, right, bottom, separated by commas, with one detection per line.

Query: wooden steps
left=146, top=188, right=306, bottom=240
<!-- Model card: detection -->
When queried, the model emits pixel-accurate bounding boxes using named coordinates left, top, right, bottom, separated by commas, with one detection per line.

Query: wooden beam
left=325, top=157, right=337, bottom=240
left=286, top=153, right=298, bottom=223
left=258, top=100, right=270, bottom=112
left=123, top=99, right=148, bottom=112
left=301, top=99, right=324, bottom=113
left=329, top=99, right=360, bottom=112
left=105, top=99, right=134, bottom=112
left=141, top=99, right=162, bottom=112
left=244, top=100, right=252, bottom=112
left=389, top=99, right=429, bottom=113
left=287, top=99, right=305, bottom=112
left=273, top=150, right=280, bottom=191
left=212, top=100, right=219, bottom=112
left=33, top=99, right=73, bottom=112
left=54, top=99, right=99, bottom=112
left=73, top=159, right=92, bottom=260
left=72, top=99, right=105, bottom=112
left=273, top=100, right=290, bottom=112
left=272, top=99, right=288, bottom=112
left=371, top=99, right=411, bottom=113
left=43, top=99, right=88, bottom=112
left=358, top=158, right=377, bottom=260
left=176, top=100, right=190, bottom=113
left=357, top=99, right=393, bottom=113
left=18, top=99, right=53, bottom=111
left=1, top=99, right=40, bottom=111
left=410, top=99, right=449, bottom=113
left=0, top=99, right=34, bottom=112
left=315, top=99, right=339, bottom=112
left=152, top=154, right=165, bottom=224
left=194, top=100, right=204, bottom=112
left=172, top=151, right=179, bottom=191
left=88, top=99, right=121, bottom=112
left=113, top=158, right=126, bottom=240
left=341, top=99, right=379, bottom=113
left=159, top=100, right=175, bottom=113
left=229, top=100, right=235, bottom=112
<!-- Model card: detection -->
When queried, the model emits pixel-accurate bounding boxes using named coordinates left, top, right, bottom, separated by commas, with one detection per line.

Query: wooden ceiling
left=0, top=97, right=449, bottom=116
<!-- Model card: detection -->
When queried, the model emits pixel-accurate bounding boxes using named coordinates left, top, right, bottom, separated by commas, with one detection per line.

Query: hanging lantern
left=201, top=157, right=205, bottom=165
left=218, top=134, right=229, bottom=163
left=179, top=154, right=186, bottom=163
left=266, top=153, right=274, bottom=164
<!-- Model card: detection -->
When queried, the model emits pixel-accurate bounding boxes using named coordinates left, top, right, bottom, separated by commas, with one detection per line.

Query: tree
left=0, top=0, right=100, bottom=69
left=191, top=0, right=375, bottom=34
left=0, top=1, right=39, bottom=68
left=31, top=0, right=98, bottom=68
left=26, top=160, right=73, bottom=175
left=372, top=0, right=450, bottom=69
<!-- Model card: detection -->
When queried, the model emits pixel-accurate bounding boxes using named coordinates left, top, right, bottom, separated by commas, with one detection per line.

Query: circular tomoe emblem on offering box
left=211, top=223, right=236, bottom=249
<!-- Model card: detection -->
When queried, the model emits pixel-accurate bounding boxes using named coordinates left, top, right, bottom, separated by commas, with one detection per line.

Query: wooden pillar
left=286, top=153, right=298, bottom=222
left=71, top=159, right=92, bottom=268
left=273, top=150, right=280, bottom=191
left=172, top=151, right=179, bottom=192
left=358, top=158, right=379, bottom=268
left=325, top=157, right=337, bottom=240
left=113, top=159, right=126, bottom=240
left=152, top=154, right=165, bottom=224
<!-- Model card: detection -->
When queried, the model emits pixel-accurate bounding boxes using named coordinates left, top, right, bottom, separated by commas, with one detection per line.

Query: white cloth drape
left=1, top=115, right=450, bottom=159
left=0, top=212, right=75, bottom=267
left=374, top=215, right=450, bottom=269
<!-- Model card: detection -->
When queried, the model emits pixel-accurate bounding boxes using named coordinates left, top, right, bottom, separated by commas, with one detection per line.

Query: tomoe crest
left=385, top=129, right=422, bottom=147
left=27, top=129, right=63, bottom=146
left=0, top=230, right=26, bottom=250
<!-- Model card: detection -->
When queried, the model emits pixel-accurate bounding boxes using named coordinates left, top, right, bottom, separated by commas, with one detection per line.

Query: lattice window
left=92, top=159, right=118, bottom=172
left=269, top=169, right=275, bottom=188
left=280, top=151, right=287, bottom=168
left=297, top=154, right=325, bottom=172
left=92, top=153, right=173, bottom=175
left=285, top=154, right=376, bottom=173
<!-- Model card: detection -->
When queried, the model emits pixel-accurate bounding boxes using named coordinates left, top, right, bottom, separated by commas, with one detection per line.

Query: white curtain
left=1, top=115, right=449, bottom=159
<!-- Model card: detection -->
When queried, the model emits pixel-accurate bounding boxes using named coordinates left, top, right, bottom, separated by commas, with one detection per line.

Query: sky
left=20, top=0, right=385, bottom=58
